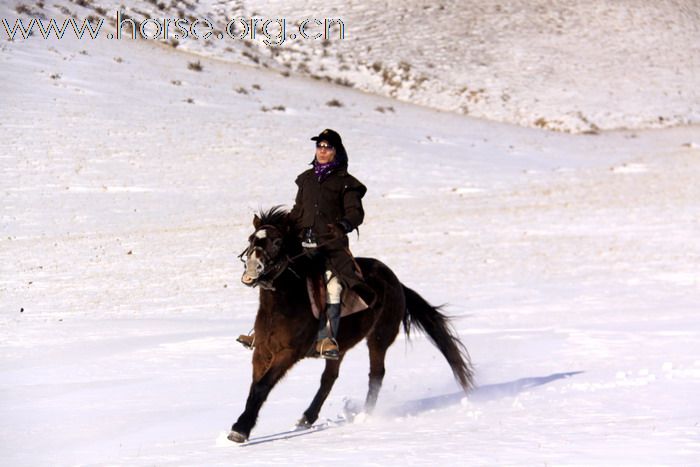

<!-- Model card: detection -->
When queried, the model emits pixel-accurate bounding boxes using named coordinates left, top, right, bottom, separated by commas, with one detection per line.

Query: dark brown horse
left=228, top=207, right=474, bottom=443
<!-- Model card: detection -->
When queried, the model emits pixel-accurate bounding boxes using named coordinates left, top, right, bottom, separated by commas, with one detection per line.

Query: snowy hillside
left=2, top=0, right=698, bottom=132
left=1, top=0, right=700, bottom=465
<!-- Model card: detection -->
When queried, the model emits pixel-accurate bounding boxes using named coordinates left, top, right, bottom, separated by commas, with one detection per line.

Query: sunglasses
left=315, top=143, right=334, bottom=150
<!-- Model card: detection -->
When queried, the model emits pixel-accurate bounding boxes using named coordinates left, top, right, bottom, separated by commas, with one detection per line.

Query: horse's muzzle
left=241, top=273, right=256, bottom=286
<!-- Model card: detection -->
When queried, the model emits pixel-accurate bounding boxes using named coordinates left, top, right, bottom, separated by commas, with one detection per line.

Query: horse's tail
left=401, top=284, right=475, bottom=392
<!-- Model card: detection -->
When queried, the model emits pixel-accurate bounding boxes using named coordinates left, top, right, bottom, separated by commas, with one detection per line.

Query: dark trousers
left=321, top=237, right=363, bottom=291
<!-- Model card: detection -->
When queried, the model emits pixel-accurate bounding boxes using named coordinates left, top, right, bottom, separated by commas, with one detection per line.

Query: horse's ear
left=253, top=214, right=262, bottom=229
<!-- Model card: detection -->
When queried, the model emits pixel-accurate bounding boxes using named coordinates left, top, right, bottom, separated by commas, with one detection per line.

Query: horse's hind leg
left=364, top=340, right=388, bottom=413
left=298, top=355, right=345, bottom=426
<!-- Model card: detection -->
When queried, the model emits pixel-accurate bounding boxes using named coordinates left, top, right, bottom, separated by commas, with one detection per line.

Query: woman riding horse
left=238, top=128, right=375, bottom=359
left=230, top=207, right=474, bottom=443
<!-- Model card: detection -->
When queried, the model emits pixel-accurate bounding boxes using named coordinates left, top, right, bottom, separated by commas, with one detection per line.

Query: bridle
left=238, top=224, right=339, bottom=290
left=237, top=224, right=290, bottom=290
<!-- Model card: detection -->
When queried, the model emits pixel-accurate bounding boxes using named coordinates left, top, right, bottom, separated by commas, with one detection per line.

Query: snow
left=40, top=0, right=696, bottom=133
left=1, top=1, right=700, bottom=465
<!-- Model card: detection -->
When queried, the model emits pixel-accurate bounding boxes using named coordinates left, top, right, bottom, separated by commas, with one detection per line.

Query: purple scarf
left=313, top=159, right=340, bottom=182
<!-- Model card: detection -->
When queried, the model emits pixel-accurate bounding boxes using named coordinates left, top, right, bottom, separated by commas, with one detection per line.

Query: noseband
left=238, top=225, right=291, bottom=290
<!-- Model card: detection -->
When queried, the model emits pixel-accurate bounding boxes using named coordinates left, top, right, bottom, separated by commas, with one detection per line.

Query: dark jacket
left=289, top=166, right=367, bottom=238
left=289, top=164, right=368, bottom=292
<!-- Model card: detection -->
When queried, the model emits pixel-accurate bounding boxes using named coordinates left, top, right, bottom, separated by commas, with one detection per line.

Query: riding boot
left=316, top=303, right=341, bottom=360
left=316, top=309, right=327, bottom=338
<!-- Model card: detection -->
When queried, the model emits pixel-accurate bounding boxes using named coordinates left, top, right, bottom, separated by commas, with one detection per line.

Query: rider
left=237, top=129, right=374, bottom=359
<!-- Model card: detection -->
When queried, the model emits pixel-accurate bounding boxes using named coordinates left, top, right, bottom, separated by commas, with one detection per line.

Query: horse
left=228, top=206, right=474, bottom=443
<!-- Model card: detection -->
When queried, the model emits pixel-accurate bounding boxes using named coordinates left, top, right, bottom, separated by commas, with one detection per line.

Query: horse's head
left=240, top=207, right=292, bottom=288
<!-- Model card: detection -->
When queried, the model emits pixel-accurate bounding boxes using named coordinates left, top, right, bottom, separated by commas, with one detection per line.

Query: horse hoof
left=227, top=430, right=248, bottom=443
left=296, top=415, right=312, bottom=428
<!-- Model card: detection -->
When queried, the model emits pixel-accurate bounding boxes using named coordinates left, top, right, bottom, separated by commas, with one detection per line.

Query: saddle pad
left=306, top=278, right=368, bottom=319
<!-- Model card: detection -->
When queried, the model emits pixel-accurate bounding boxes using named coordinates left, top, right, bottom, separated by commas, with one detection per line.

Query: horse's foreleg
left=298, top=355, right=345, bottom=427
left=229, top=349, right=296, bottom=442
left=364, top=341, right=387, bottom=413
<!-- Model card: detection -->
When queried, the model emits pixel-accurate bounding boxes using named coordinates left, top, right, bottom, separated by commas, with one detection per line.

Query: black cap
left=310, top=129, right=347, bottom=165
left=311, top=128, right=342, bottom=148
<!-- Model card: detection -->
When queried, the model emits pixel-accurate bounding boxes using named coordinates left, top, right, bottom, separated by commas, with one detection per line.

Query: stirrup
left=317, top=338, right=340, bottom=360
left=236, top=331, right=255, bottom=350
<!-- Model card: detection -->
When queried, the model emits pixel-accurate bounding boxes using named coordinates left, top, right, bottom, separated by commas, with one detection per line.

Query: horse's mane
left=258, top=205, right=288, bottom=227
left=257, top=205, right=300, bottom=238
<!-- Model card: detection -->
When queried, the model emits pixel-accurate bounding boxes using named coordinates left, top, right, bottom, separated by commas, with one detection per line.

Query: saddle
left=306, top=273, right=368, bottom=319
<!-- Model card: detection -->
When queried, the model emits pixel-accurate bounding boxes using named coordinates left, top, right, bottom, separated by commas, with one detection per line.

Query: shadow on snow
left=389, top=371, right=583, bottom=416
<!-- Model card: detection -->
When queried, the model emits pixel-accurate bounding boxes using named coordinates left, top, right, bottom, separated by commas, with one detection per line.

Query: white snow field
left=1, top=1, right=700, bottom=466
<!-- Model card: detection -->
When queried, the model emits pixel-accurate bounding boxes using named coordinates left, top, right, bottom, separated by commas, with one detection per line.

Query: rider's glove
left=337, top=219, right=353, bottom=234
left=325, top=222, right=347, bottom=241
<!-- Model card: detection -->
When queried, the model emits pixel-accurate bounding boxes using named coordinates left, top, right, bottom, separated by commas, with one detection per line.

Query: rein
left=238, top=225, right=339, bottom=289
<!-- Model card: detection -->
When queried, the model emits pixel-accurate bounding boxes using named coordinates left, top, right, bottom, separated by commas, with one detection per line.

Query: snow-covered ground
left=1, top=1, right=700, bottom=465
